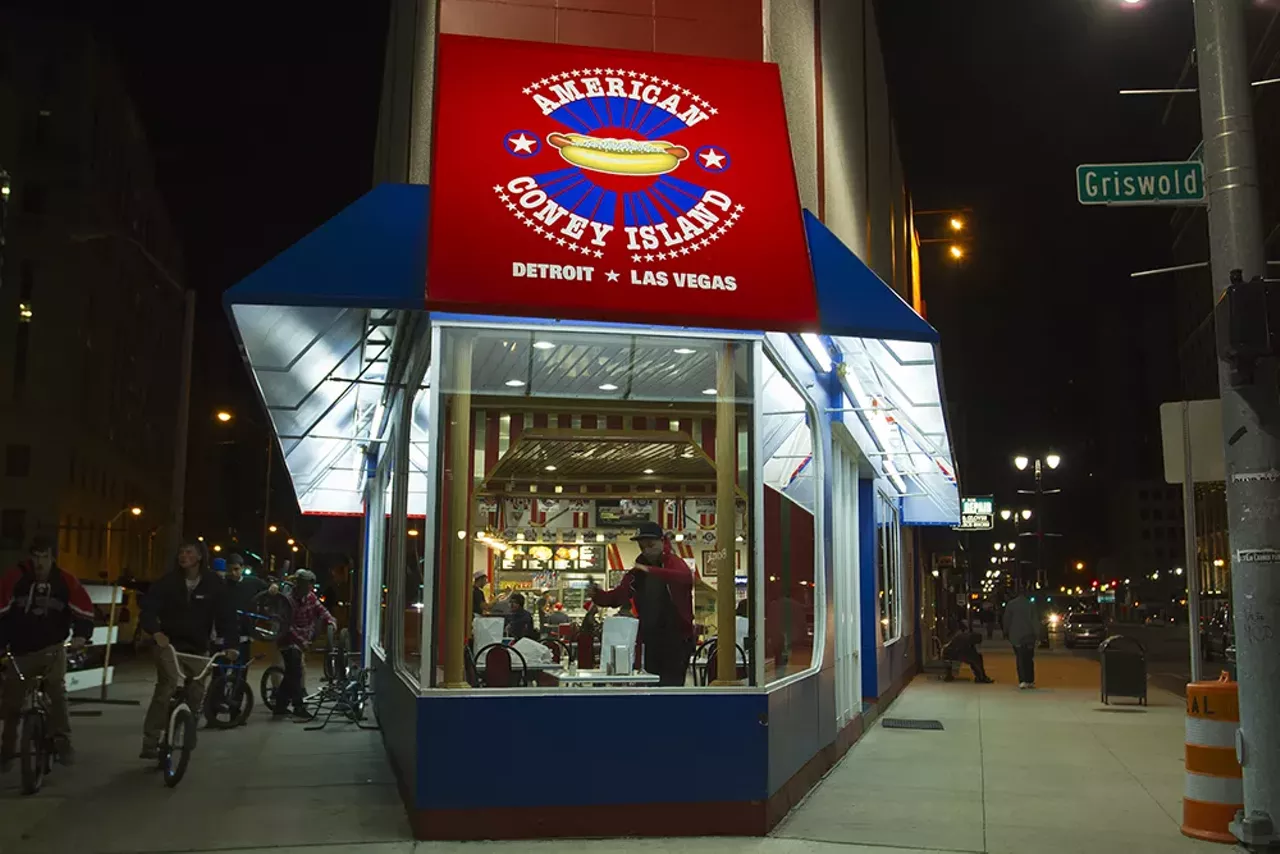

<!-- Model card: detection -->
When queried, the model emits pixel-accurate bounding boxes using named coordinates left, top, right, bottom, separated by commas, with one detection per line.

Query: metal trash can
left=1099, top=635, right=1146, bottom=705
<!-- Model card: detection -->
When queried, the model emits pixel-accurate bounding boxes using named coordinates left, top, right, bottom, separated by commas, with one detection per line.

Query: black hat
left=631, top=521, right=666, bottom=541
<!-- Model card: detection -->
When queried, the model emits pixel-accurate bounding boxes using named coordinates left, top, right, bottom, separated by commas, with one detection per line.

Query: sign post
left=1075, top=161, right=1205, bottom=206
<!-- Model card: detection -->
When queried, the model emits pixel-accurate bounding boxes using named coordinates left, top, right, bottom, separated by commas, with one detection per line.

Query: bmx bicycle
left=204, top=605, right=288, bottom=729
left=0, top=647, right=63, bottom=795
left=156, top=645, right=228, bottom=787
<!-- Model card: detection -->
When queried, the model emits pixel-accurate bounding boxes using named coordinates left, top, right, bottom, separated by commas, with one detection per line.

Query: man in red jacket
left=588, top=522, right=694, bottom=686
left=0, top=536, right=94, bottom=768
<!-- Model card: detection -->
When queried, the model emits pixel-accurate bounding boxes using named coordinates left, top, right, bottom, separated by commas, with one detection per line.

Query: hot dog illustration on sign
left=498, top=68, right=742, bottom=265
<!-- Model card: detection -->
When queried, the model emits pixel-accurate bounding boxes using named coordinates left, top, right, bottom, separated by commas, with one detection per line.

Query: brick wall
left=439, top=0, right=763, bottom=62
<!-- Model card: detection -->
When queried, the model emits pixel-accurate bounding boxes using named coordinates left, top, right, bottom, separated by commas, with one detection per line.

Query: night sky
left=94, top=1, right=1201, bottom=565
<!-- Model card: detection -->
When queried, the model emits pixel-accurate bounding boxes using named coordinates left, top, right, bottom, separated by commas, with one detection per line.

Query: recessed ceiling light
left=673, top=347, right=696, bottom=355
left=545, top=465, right=557, bottom=472
left=702, top=388, right=717, bottom=395
left=643, top=468, right=655, bottom=475
left=533, top=340, right=556, bottom=350
left=599, top=383, right=619, bottom=391
left=505, top=379, right=526, bottom=387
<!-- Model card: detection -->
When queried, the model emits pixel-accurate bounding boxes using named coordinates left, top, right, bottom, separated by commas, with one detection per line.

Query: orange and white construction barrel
left=1182, top=673, right=1243, bottom=844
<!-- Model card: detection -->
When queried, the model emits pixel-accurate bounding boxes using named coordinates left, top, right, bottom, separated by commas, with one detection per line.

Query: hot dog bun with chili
left=547, top=133, right=689, bottom=176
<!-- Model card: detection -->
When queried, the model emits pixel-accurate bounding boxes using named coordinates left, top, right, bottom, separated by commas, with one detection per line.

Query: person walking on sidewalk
left=138, top=541, right=238, bottom=758
left=1003, top=591, right=1038, bottom=689
left=0, top=536, right=94, bottom=769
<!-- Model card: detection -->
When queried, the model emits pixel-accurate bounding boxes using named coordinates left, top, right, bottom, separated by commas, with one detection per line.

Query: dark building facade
left=0, top=13, right=185, bottom=578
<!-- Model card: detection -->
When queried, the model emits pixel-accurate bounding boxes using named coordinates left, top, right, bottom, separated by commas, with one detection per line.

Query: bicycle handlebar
left=164, top=645, right=231, bottom=682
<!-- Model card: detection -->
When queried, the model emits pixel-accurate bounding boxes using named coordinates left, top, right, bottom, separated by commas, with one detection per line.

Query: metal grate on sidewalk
left=881, top=717, right=944, bottom=731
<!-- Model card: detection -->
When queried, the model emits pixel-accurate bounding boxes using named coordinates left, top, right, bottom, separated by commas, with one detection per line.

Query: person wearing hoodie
left=1002, top=590, right=1039, bottom=689
left=0, top=536, right=94, bottom=769
left=138, top=540, right=238, bottom=758
left=588, top=522, right=694, bottom=686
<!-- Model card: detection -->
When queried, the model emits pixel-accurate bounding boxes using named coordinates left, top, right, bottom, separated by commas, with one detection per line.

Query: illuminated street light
left=287, top=538, right=295, bottom=546
left=130, top=506, right=143, bottom=516
left=1007, top=542, right=1016, bottom=551
left=1021, top=509, right=1033, bottom=520
left=291, top=545, right=299, bottom=553
left=212, top=544, right=222, bottom=553
left=1014, top=455, right=1029, bottom=471
left=949, top=244, right=964, bottom=260
left=949, top=217, right=965, bottom=232
left=1175, top=567, right=1184, bottom=576
left=215, top=410, right=233, bottom=423
left=268, top=525, right=278, bottom=533
left=1000, top=509, right=1012, bottom=521
left=1045, top=453, right=1061, bottom=470
left=990, top=556, right=998, bottom=564
left=408, top=529, right=420, bottom=537
left=1075, top=561, right=1085, bottom=571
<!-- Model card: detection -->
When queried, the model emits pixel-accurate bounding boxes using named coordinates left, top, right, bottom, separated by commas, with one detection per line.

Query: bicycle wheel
left=205, top=672, right=254, bottom=729
left=260, top=665, right=285, bottom=714
left=163, top=706, right=195, bottom=787
left=19, top=712, right=47, bottom=795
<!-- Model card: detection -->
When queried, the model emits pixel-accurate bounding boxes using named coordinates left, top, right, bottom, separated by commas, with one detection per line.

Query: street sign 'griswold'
left=1076, top=161, right=1205, bottom=206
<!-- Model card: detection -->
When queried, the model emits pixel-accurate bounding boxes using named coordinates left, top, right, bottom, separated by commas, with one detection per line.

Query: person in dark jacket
left=138, top=540, right=237, bottom=758
left=942, top=626, right=993, bottom=683
left=1002, top=592, right=1038, bottom=689
left=223, top=553, right=268, bottom=663
left=504, top=592, right=537, bottom=641
left=0, top=536, right=94, bottom=768
left=588, top=521, right=695, bottom=686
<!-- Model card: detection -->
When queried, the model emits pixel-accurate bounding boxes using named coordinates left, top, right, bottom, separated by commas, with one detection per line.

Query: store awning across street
left=224, top=183, right=959, bottom=522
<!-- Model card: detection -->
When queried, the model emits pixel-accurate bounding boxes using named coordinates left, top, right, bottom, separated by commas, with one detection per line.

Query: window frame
left=421, top=318, right=776, bottom=696
left=875, top=484, right=904, bottom=646
left=758, top=336, right=826, bottom=689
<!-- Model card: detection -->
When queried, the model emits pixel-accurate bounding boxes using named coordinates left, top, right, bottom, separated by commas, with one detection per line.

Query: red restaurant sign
left=427, top=35, right=818, bottom=331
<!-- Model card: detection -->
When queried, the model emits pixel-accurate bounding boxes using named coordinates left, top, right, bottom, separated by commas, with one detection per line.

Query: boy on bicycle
left=138, top=540, right=238, bottom=758
left=275, top=569, right=335, bottom=721
left=0, top=536, right=94, bottom=769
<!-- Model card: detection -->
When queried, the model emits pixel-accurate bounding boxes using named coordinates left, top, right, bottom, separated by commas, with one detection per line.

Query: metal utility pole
left=1195, top=0, right=1280, bottom=846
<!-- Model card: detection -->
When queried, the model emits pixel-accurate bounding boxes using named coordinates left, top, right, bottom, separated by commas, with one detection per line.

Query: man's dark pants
left=645, top=637, right=695, bottom=686
left=1013, top=642, right=1036, bottom=684
left=277, top=646, right=306, bottom=712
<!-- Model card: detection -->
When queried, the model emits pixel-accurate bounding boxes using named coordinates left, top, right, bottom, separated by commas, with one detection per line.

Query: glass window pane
left=434, top=325, right=753, bottom=689
left=761, top=355, right=817, bottom=683
left=877, top=491, right=901, bottom=642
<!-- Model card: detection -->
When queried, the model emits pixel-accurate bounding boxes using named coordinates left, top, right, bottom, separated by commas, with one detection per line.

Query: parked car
left=1063, top=612, right=1107, bottom=648
left=1202, top=608, right=1234, bottom=661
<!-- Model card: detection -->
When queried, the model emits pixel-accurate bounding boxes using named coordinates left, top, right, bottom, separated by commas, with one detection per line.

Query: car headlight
left=1047, top=613, right=1060, bottom=625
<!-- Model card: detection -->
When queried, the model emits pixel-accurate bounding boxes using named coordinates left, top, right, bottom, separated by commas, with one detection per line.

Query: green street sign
left=1076, top=161, right=1205, bottom=206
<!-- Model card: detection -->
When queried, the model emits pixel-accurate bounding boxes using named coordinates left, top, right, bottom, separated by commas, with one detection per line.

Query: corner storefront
left=224, top=35, right=958, bottom=840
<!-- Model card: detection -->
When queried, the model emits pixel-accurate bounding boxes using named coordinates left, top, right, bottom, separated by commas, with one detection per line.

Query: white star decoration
left=508, top=133, right=537, bottom=154
left=699, top=148, right=726, bottom=169
left=606, top=270, right=620, bottom=282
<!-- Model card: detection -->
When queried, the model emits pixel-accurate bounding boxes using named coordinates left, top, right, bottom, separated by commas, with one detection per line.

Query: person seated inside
left=942, top=626, right=993, bottom=683
left=544, top=601, right=572, bottom=626
left=504, top=592, right=537, bottom=641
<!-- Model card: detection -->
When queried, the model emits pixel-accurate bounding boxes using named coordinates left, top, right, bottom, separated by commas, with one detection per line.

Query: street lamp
left=1000, top=508, right=1012, bottom=521
left=215, top=410, right=233, bottom=423
left=949, top=217, right=965, bottom=232
left=948, top=245, right=964, bottom=260
left=268, top=525, right=278, bottom=533
left=1013, top=452, right=1063, bottom=591
left=1076, top=561, right=1085, bottom=571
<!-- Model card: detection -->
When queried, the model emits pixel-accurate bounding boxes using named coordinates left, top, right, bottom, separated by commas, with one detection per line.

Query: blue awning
left=223, top=183, right=428, bottom=310
left=804, top=211, right=939, bottom=344
left=224, top=184, right=950, bottom=515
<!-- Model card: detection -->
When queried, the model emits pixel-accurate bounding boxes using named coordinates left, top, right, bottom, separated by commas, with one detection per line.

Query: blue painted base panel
left=415, top=691, right=769, bottom=810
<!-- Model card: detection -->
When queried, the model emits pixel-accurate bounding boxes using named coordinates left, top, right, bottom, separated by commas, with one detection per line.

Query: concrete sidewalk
left=773, top=645, right=1218, bottom=854
left=0, top=648, right=1220, bottom=854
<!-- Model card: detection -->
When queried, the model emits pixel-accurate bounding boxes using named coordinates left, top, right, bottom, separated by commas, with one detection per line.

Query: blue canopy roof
left=223, top=183, right=940, bottom=345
